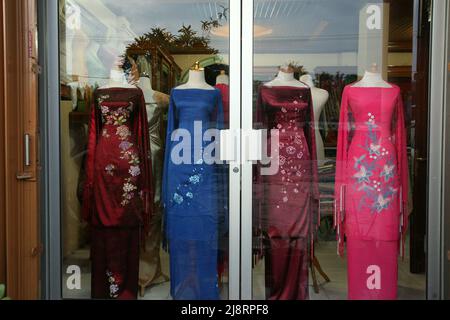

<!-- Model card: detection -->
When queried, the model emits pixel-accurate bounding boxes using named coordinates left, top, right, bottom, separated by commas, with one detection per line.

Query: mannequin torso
left=352, top=71, right=392, bottom=88
left=137, top=76, right=156, bottom=104
left=216, top=71, right=229, bottom=86
left=300, top=74, right=329, bottom=164
left=264, top=70, right=308, bottom=88
left=176, top=70, right=215, bottom=90
left=99, top=69, right=136, bottom=89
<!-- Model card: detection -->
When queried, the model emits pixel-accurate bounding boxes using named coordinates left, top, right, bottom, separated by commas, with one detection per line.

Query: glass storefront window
left=59, top=0, right=230, bottom=300
left=249, top=0, right=428, bottom=300
left=56, top=0, right=434, bottom=301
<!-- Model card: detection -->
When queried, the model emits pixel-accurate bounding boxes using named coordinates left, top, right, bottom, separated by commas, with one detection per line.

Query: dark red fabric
left=257, top=86, right=319, bottom=300
left=265, top=237, right=309, bottom=300
left=91, top=227, right=140, bottom=300
left=82, top=88, right=153, bottom=300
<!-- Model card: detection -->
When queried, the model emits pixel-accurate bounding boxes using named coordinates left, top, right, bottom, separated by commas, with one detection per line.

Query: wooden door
left=1, top=0, right=40, bottom=299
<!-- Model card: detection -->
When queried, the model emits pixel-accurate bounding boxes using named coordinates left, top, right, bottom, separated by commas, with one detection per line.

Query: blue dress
left=162, top=88, right=227, bottom=300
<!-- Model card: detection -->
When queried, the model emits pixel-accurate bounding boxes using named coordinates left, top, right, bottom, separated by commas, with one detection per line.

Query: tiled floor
left=63, top=240, right=426, bottom=300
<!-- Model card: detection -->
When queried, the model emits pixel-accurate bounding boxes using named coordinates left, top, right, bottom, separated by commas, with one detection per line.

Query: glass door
left=57, top=0, right=241, bottom=300
left=242, top=0, right=431, bottom=300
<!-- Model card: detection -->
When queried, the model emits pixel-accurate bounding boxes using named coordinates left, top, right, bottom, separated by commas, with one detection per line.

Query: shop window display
left=59, top=0, right=230, bottom=300
left=250, top=0, right=427, bottom=300
left=58, top=0, right=430, bottom=301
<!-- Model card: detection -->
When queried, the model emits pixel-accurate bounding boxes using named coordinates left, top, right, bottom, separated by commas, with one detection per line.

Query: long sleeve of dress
left=334, top=87, right=351, bottom=257
left=161, top=92, right=178, bottom=249
left=214, top=91, right=228, bottom=222
left=304, top=90, right=321, bottom=259
left=81, top=101, right=100, bottom=223
left=394, top=93, right=409, bottom=257
left=305, top=90, right=321, bottom=235
left=134, top=92, right=153, bottom=233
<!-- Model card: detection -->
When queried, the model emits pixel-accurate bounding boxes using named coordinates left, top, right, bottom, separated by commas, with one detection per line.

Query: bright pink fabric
left=334, top=85, right=409, bottom=300
left=347, top=239, right=398, bottom=300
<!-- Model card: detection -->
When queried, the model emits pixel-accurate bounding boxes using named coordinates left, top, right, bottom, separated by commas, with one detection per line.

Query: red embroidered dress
left=257, top=86, right=320, bottom=300
left=82, top=87, right=152, bottom=299
left=334, top=85, right=409, bottom=300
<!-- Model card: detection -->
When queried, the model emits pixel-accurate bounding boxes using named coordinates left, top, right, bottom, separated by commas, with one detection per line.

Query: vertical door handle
left=243, top=129, right=263, bottom=162
left=16, top=134, right=33, bottom=181
left=24, top=133, right=31, bottom=167
left=220, top=129, right=238, bottom=162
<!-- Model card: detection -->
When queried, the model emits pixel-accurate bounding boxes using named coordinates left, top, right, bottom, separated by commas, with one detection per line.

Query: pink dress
left=334, top=84, right=409, bottom=300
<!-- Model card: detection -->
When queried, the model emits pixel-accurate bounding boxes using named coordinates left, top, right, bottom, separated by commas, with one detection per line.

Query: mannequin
left=163, top=62, right=226, bottom=300
left=99, top=67, right=136, bottom=89
left=216, top=70, right=229, bottom=85
left=136, top=72, right=170, bottom=296
left=264, top=66, right=308, bottom=88
left=352, top=63, right=392, bottom=88
left=177, top=62, right=215, bottom=90
left=300, top=74, right=330, bottom=164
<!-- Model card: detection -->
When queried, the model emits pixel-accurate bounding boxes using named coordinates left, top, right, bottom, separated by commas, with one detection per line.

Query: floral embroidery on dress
left=351, top=113, right=398, bottom=214
left=122, top=178, right=137, bottom=206
left=102, top=128, right=111, bottom=138
left=170, top=167, right=205, bottom=208
left=105, top=164, right=116, bottom=176
left=129, top=166, right=141, bottom=177
left=100, top=102, right=133, bottom=126
left=380, top=164, right=395, bottom=182
left=99, top=101, right=141, bottom=208
left=271, top=105, right=310, bottom=209
left=106, top=270, right=122, bottom=299
left=116, top=125, right=131, bottom=140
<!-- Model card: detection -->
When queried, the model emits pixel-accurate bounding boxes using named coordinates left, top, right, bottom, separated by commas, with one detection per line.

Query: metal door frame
left=428, top=0, right=450, bottom=300
left=37, top=0, right=243, bottom=300
left=38, top=0, right=450, bottom=300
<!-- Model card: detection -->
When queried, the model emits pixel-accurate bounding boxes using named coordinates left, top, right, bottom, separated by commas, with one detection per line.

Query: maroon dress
left=82, top=87, right=152, bottom=299
left=257, top=86, right=319, bottom=300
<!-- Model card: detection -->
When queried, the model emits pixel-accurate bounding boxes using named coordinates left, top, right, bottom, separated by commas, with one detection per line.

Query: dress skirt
left=264, top=236, right=309, bottom=300
left=91, top=227, right=140, bottom=300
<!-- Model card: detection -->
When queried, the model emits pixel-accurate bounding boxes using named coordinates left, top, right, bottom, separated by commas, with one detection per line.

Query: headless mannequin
left=137, top=76, right=156, bottom=104
left=264, top=67, right=308, bottom=88
left=352, top=63, right=392, bottom=88
left=300, top=74, right=330, bottom=164
left=177, top=68, right=215, bottom=91
left=99, top=68, right=136, bottom=89
left=216, top=70, right=229, bottom=86
left=135, top=73, right=170, bottom=294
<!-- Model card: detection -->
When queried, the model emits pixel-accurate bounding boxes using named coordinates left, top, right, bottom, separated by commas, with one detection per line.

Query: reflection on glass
left=59, top=0, right=230, bottom=300
left=252, top=0, right=426, bottom=301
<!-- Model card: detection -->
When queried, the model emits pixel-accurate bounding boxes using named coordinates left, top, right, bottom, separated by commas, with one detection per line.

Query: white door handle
left=220, top=129, right=239, bottom=162
left=243, top=129, right=263, bottom=162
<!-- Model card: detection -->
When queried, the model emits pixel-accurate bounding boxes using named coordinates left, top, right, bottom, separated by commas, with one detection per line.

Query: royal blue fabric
left=162, top=89, right=227, bottom=300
